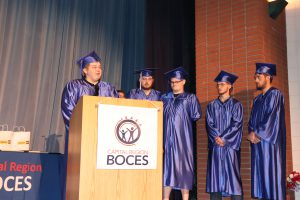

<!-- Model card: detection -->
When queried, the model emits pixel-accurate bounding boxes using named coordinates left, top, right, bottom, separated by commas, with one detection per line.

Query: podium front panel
left=67, top=96, right=163, bottom=200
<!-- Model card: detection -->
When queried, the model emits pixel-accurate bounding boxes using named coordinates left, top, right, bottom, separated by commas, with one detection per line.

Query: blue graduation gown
left=205, top=98, right=243, bottom=196
left=248, top=87, right=286, bottom=200
left=161, top=92, right=201, bottom=190
left=60, top=78, right=118, bottom=200
left=127, top=88, right=161, bottom=101
left=61, top=78, right=119, bottom=131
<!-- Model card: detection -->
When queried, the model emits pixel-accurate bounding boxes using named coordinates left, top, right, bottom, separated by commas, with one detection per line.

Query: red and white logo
left=115, top=117, right=141, bottom=146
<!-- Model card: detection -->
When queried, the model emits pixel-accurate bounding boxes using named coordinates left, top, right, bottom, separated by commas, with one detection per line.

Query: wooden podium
left=66, top=96, right=163, bottom=200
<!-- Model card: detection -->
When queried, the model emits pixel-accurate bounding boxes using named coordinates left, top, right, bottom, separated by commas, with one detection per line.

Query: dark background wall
left=144, top=0, right=196, bottom=94
left=144, top=0, right=197, bottom=199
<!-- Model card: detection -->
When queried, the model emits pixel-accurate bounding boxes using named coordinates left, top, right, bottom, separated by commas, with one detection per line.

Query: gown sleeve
left=189, top=94, right=202, bottom=121
left=110, top=86, right=119, bottom=98
left=61, top=82, right=78, bottom=130
left=127, top=89, right=138, bottom=99
left=253, top=91, right=284, bottom=144
left=248, top=99, right=256, bottom=133
left=205, top=103, right=221, bottom=148
left=219, top=102, right=243, bottom=150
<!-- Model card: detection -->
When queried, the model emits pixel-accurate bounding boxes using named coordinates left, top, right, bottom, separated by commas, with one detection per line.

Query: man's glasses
left=169, top=80, right=183, bottom=85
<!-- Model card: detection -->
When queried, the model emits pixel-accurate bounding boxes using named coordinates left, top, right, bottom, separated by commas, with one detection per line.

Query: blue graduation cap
left=135, top=68, right=158, bottom=77
left=255, top=62, right=276, bottom=76
left=214, top=70, right=238, bottom=85
left=76, top=51, right=101, bottom=72
left=164, top=66, right=188, bottom=80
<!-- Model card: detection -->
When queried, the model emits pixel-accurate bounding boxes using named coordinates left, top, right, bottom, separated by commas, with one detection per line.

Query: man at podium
left=61, top=51, right=119, bottom=132
left=127, top=68, right=161, bottom=100
left=161, top=67, right=202, bottom=200
left=61, top=51, right=118, bottom=199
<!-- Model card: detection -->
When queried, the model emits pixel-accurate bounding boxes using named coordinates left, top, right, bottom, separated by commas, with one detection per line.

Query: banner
left=96, top=104, right=158, bottom=169
left=0, top=152, right=63, bottom=200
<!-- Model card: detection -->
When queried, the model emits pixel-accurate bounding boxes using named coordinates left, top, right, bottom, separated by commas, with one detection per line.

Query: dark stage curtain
left=145, top=0, right=195, bottom=94
left=145, top=1, right=196, bottom=199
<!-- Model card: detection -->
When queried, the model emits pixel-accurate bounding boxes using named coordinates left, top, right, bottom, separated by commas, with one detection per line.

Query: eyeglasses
left=169, top=80, right=183, bottom=85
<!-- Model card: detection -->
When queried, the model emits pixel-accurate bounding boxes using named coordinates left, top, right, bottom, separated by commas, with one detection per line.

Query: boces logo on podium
left=97, top=104, right=157, bottom=169
left=115, top=118, right=141, bottom=146
left=105, top=117, right=148, bottom=166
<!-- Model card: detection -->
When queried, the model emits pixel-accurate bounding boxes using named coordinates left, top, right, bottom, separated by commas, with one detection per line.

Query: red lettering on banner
left=10, top=162, right=16, bottom=171
left=0, top=161, right=7, bottom=171
left=9, top=162, right=42, bottom=174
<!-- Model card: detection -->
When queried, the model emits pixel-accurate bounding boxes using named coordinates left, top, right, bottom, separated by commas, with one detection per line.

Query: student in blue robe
left=205, top=70, right=243, bottom=200
left=247, top=63, right=286, bottom=200
left=127, top=68, right=161, bottom=101
left=161, top=67, right=202, bottom=200
left=61, top=51, right=119, bottom=132
left=60, top=51, right=118, bottom=200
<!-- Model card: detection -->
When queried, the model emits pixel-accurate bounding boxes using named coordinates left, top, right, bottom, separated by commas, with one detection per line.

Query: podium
left=66, top=96, right=163, bottom=200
